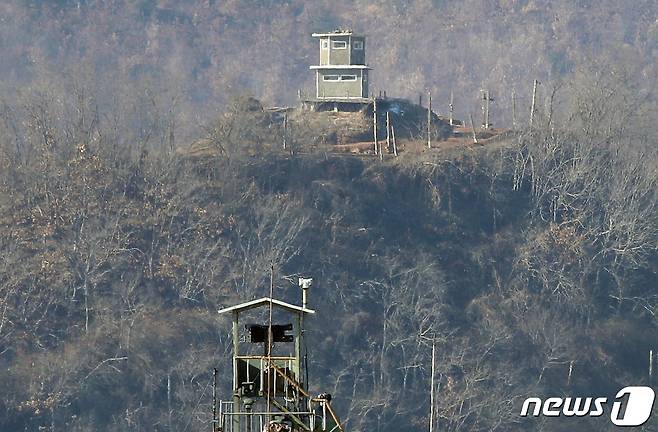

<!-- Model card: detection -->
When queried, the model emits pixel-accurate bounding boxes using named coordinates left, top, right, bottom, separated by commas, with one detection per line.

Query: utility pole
left=283, top=111, right=288, bottom=150
left=469, top=113, right=479, bottom=144
left=449, top=90, right=454, bottom=126
left=373, top=98, right=378, bottom=155
left=650, top=350, right=654, bottom=385
left=386, top=111, right=391, bottom=155
left=392, top=124, right=398, bottom=156
left=427, top=92, right=432, bottom=149
left=512, top=88, right=517, bottom=129
left=530, top=80, right=540, bottom=127
left=429, top=340, right=436, bottom=432
left=481, top=89, right=494, bottom=129
left=212, top=368, right=218, bottom=432
left=167, top=373, right=172, bottom=429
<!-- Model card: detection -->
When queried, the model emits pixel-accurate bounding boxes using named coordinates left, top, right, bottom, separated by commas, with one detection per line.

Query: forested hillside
left=1, top=67, right=657, bottom=431
left=1, top=0, right=656, bottom=139
left=0, top=1, right=657, bottom=431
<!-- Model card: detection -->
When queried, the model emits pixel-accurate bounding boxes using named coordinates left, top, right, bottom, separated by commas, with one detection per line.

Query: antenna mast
left=212, top=368, right=218, bottom=432
left=267, top=263, right=274, bottom=421
left=429, top=339, right=436, bottom=432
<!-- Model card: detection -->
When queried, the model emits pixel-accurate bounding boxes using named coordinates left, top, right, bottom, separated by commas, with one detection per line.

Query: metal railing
left=219, top=359, right=343, bottom=432
left=234, top=356, right=299, bottom=407
left=218, top=400, right=341, bottom=432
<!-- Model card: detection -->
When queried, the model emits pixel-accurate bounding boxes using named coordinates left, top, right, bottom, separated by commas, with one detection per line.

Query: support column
left=232, top=311, right=241, bottom=432
left=373, top=98, right=378, bottom=154
left=295, top=313, right=302, bottom=386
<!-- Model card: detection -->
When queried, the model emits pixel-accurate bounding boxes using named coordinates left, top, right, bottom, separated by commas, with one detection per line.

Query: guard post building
left=310, top=30, right=371, bottom=102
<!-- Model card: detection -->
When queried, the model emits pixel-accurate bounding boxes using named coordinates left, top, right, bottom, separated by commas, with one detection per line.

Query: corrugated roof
left=217, top=297, right=316, bottom=315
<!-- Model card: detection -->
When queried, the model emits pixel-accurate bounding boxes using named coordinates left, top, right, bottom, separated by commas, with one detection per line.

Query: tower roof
left=312, top=29, right=356, bottom=37
left=217, top=297, right=316, bottom=315
left=310, top=65, right=371, bottom=70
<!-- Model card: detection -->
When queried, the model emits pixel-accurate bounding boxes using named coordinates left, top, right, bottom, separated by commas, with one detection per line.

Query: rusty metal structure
left=214, top=279, right=344, bottom=432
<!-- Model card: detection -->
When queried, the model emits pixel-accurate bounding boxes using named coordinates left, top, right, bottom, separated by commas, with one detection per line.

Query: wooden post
left=449, top=90, right=454, bottom=126
left=481, top=89, right=486, bottom=129
left=419, top=94, right=423, bottom=107
left=650, top=350, right=654, bottom=384
left=213, top=368, right=218, bottom=432
left=481, top=89, right=492, bottom=129
left=511, top=88, right=517, bottom=129
left=484, top=90, right=491, bottom=129
left=386, top=111, right=391, bottom=154
left=373, top=98, right=378, bottom=155
left=469, top=113, right=479, bottom=144
left=168, top=119, right=175, bottom=153
left=167, top=373, right=172, bottom=429
left=427, top=92, right=432, bottom=149
left=530, top=79, right=539, bottom=127
left=392, top=125, right=398, bottom=156
left=283, top=112, right=288, bottom=150
left=429, top=340, right=436, bottom=432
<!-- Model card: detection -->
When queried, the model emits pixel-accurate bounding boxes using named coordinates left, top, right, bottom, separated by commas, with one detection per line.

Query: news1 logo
left=520, top=386, right=655, bottom=426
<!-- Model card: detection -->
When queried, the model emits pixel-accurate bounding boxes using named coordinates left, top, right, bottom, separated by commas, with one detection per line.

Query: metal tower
left=214, top=283, right=343, bottom=432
